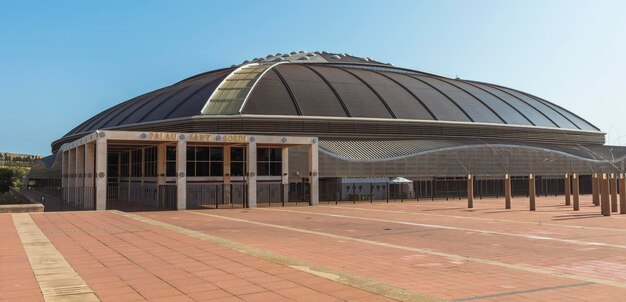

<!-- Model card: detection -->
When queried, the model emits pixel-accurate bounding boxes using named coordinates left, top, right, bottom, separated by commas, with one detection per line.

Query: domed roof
left=64, top=51, right=598, bottom=139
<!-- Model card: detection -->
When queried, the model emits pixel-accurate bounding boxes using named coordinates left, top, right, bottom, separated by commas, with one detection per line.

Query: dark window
left=257, top=162, right=269, bottom=176
left=166, top=146, right=176, bottom=176
left=270, top=162, right=281, bottom=176
left=186, top=162, right=195, bottom=177
left=166, top=162, right=176, bottom=177
left=270, top=148, right=282, bottom=161
left=166, top=146, right=176, bottom=161
left=186, top=146, right=224, bottom=177
left=211, top=148, right=223, bottom=161
left=211, top=162, right=224, bottom=176
left=186, top=147, right=195, bottom=160
left=230, top=147, right=246, bottom=176
left=196, top=162, right=210, bottom=177
left=196, top=147, right=210, bottom=161
left=144, top=147, right=157, bottom=177
left=257, top=147, right=282, bottom=176
left=131, top=150, right=142, bottom=177
left=231, top=162, right=244, bottom=177
left=120, top=152, right=130, bottom=177
left=257, top=148, right=270, bottom=161
left=107, top=153, right=119, bottom=181
left=231, top=147, right=245, bottom=162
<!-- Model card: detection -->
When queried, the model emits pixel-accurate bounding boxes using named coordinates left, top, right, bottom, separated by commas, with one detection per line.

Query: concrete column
left=308, top=140, right=319, bottom=206
left=282, top=147, right=289, bottom=203
left=246, top=140, right=257, bottom=208
left=611, top=173, right=618, bottom=212
left=592, top=173, right=600, bottom=206
left=68, top=148, right=76, bottom=204
left=467, top=174, right=474, bottom=208
left=117, top=153, right=121, bottom=189
left=176, top=137, right=187, bottom=210
left=76, top=146, right=85, bottom=188
left=601, top=173, right=610, bottom=216
left=61, top=150, right=68, bottom=201
left=564, top=173, right=571, bottom=206
left=84, top=143, right=95, bottom=209
left=95, top=136, right=107, bottom=211
left=223, top=145, right=231, bottom=205
left=529, top=174, right=536, bottom=211
left=504, top=174, right=511, bottom=209
left=619, top=173, right=626, bottom=214
left=127, top=150, right=132, bottom=201
left=141, top=147, right=145, bottom=187
left=156, top=144, right=166, bottom=208
left=156, top=144, right=167, bottom=186
left=572, top=173, right=580, bottom=211
left=76, top=146, right=85, bottom=207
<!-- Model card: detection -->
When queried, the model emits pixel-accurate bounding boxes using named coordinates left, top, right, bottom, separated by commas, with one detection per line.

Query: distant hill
left=0, top=152, right=43, bottom=167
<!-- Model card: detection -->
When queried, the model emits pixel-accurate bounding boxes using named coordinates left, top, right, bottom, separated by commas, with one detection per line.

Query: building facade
left=29, top=51, right=626, bottom=210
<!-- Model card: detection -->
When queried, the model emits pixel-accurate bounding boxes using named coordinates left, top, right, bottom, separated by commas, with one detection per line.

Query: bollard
left=619, top=173, right=626, bottom=214
left=592, top=173, right=600, bottom=206
left=572, top=173, right=580, bottom=211
left=529, top=174, right=536, bottom=211
left=564, top=173, right=571, bottom=206
left=467, top=175, right=474, bottom=208
left=611, top=173, right=618, bottom=212
left=601, top=173, right=611, bottom=216
left=386, top=182, right=389, bottom=203
left=504, top=174, right=511, bottom=209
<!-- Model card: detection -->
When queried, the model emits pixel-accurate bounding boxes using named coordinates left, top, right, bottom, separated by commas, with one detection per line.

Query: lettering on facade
left=149, top=133, right=178, bottom=141
left=146, top=133, right=245, bottom=143
left=224, top=135, right=247, bottom=143
left=188, top=133, right=213, bottom=142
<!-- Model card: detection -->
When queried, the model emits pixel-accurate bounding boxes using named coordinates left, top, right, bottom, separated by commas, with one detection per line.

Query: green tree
left=0, top=167, right=29, bottom=192
left=0, top=168, right=13, bottom=193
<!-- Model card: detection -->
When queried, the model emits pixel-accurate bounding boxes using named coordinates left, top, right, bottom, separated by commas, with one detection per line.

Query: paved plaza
left=3, top=196, right=626, bottom=301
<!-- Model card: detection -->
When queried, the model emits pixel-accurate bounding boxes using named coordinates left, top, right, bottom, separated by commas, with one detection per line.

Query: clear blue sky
left=1, top=0, right=626, bottom=155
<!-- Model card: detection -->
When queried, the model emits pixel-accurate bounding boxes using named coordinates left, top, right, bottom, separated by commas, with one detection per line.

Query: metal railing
left=25, top=186, right=94, bottom=211
left=317, top=182, right=413, bottom=204
left=26, top=174, right=596, bottom=212
left=107, top=183, right=176, bottom=211
left=187, top=183, right=248, bottom=209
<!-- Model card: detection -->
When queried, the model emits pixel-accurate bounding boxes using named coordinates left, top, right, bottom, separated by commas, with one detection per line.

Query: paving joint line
left=111, top=210, right=441, bottom=302
left=390, top=201, right=597, bottom=215
left=267, top=207, right=626, bottom=250
left=194, top=208, right=626, bottom=289
left=12, top=213, right=100, bottom=302
left=451, top=281, right=594, bottom=301
left=326, top=204, right=626, bottom=233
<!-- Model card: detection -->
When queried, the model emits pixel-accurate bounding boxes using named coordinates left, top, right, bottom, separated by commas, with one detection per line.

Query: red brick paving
left=5, top=195, right=626, bottom=301
left=0, top=215, right=43, bottom=302
left=139, top=196, right=626, bottom=301
left=30, top=212, right=390, bottom=302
